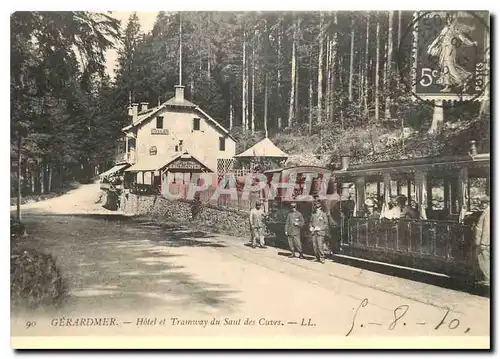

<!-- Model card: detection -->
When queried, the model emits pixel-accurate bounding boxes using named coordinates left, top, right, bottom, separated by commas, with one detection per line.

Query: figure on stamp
left=426, top=12, right=478, bottom=92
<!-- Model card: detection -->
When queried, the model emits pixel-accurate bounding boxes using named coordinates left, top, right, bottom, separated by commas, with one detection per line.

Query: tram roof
left=332, top=153, right=490, bottom=179
left=263, top=165, right=332, bottom=175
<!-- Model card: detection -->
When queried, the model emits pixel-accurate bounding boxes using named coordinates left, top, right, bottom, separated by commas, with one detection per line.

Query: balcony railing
left=115, top=152, right=136, bottom=164
left=340, top=217, right=477, bottom=279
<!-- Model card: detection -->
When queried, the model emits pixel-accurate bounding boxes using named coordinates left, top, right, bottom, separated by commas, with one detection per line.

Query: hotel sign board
left=151, top=129, right=169, bottom=135
left=168, top=158, right=203, bottom=170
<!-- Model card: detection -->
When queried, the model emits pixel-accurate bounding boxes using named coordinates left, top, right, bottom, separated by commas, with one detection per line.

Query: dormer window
left=156, top=116, right=164, bottom=129
left=193, top=118, right=200, bottom=131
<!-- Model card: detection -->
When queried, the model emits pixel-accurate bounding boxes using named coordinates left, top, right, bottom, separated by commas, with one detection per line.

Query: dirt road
left=11, top=183, right=490, bottom=345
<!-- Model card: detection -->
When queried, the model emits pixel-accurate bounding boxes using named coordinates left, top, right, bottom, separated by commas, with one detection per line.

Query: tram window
left=365, top=181, right=383, bottom=209
left=470, top=178, right=489, bottom=211
left=340, top=183, right=355, bottom=200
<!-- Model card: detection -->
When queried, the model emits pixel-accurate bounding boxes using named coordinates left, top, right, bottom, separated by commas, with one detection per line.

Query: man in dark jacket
left=285, top=202, right=305, bottom=259
left=310, top=201, right=329, bottom=263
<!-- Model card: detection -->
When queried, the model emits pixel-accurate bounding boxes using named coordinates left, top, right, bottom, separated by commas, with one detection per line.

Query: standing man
left=249, top=201, right=267, bottom=249
left=285, top=202, right=305, bottom=259
left=474, top=204, right=490, bottom=285
left=310, top=201, right=329, bottom=263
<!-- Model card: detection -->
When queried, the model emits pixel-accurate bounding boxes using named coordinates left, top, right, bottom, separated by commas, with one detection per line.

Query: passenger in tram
left=397, top=195, right=418, bottom=219
left=381, top=197, right=401, bottom=219
left=364, top=199, right=380, bottom=219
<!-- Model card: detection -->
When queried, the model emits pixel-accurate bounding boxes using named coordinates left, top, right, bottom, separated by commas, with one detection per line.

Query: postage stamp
left=397, top=10, right=490, bottom=106
left=10, top=10, right=491, bottom=350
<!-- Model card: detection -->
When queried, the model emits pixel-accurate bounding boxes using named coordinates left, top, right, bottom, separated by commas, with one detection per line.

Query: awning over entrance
left=125, top=151, right=213, bottom=173
left=98, top=163, right=130, bottom=179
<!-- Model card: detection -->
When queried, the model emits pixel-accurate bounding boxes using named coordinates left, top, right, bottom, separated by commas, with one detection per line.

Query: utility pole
left=179, top=12, right=182, bottom=86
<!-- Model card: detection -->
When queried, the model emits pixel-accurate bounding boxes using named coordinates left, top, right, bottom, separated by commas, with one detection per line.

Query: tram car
left=264, top=152, right=490, bottom=283
left=333, top=152, right=490, bottom=282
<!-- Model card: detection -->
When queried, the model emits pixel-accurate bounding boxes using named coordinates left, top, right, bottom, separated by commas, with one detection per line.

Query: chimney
left=140, top=102, right=149, bottom=112
left=341, top=154, right=350, bottom=171
left=174, top=85, right=185, bottom=103
left=131, top=103, right=139, bottom=121
left=127, top=105, right=133, bottom=117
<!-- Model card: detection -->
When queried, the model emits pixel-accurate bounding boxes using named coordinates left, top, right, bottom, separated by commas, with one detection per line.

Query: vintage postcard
left=10, top=10, right=490, bottom=349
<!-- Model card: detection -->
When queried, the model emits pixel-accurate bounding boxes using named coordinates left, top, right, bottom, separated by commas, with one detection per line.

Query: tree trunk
left=339, top=56, right=344, bottom=129
left=207, top=49, right=211, bottom=79
left=16, top=135, right=22, bottom=222
left=264, top=74, right=269, bottom=137
left=326, top=35, right=331, bottom=122
left=308, top=51, right=314, bottom=135
left=397, top=10, right=402, bottom=48
left=288, top=20, right=297, bottom=128
left=229, top=88, right=233, bottom=129
left=375, top=15, right=381, bottom=121
left=358, top=50, right=364, bottom=107
left=294, top=19, right=301, bottom=124
left=317, top=13, right=324, bottom=124
left=385, top=11, right=394, bottom=120
left=428, top=105, right=444, bottom=134
left=242, top=31, right=247, bottom=129
left=277, top=21, right=282, bottom=129
left=39, top=164, right=44, bottom=194
left=22, top=160, right=27, bottom=196
left=48, top=164, right=52, bottom=192
left=364, top=13, right=370, bottom=115
left=348, top=19, right=355, bottom=102
left=329, top=13, right=338, bottom=123
left=383, top=39, right=388, bottom=117
left=480, top=17, right=490, bottom=116
left=251, top=30, right=256, bottom=134
left=30, top=166, right=35, bottom=194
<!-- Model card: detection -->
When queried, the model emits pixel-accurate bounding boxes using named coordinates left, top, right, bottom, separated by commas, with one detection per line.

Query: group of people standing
left=249, top=201, right=329, bottom=264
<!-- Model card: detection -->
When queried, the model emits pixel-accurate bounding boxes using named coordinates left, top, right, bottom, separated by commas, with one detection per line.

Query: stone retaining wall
left=121, top=193, right=250, bottom=237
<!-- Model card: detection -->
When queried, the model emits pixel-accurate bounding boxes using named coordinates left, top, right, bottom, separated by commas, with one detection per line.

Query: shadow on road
left=21, top=213, right=228, bottom=249
left=330, top=254, right=490, bottom=298
left=13, top=214, right=241, bottom=314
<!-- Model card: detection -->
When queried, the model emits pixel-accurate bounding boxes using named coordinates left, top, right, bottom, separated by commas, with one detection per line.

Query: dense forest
left=11, top=11, right=490, bottom=199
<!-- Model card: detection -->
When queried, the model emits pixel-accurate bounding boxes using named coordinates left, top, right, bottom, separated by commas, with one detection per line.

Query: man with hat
left=365, top=198, right=380, bottom=219
left=249, top=201, right=267, bottom=249
left=285, top=202, right=305, bottom=258
left=309, top=201, right=329, bottom=263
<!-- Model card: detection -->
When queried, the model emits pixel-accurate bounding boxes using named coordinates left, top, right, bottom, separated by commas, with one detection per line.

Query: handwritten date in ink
left=345, top=298, right=471, bottom=336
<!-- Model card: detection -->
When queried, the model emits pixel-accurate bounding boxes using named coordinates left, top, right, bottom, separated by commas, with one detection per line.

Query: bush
left=11, top=219, right=26, bottom=238
left=11, top=246, right=68, bottom=309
